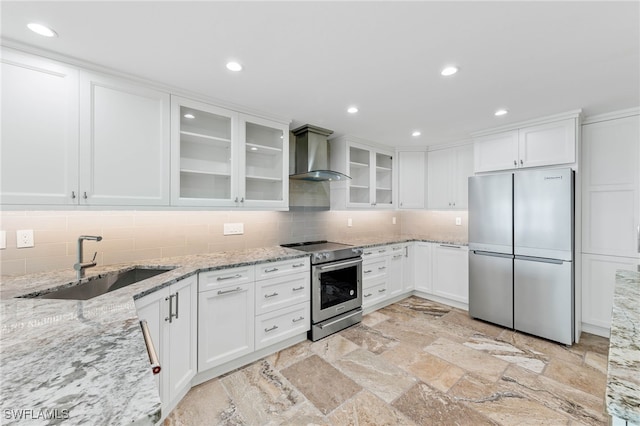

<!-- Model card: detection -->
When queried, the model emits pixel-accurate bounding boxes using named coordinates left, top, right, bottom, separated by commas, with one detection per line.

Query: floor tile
left=309, top=334, right=360, bottom=363
left=392, top=382, right=497, bottom=425
left=327, top=390, right=415, bottom=426
left=424, top=337, right=509, bottom=382
left=334, top=348, right=417, bottom=403
left=404, top=351, right=466, bottom=393
left=464, top=335, right=547, bottom=373
left=543, top=356, right=608, bottom=397
left=280, top=354, right=362, bottom=415
left=339, top=323, right=399, bottom=355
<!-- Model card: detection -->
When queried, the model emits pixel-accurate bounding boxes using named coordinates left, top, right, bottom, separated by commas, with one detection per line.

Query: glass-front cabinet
left=329, top=137, right=394, bottom=209
left=171, top=96, right=289, bottom=208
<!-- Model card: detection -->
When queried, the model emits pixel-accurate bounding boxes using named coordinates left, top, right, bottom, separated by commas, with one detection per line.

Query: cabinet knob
left=520, top=159, right=523, bottom=165
left=513, top=160, right=517, bottom=166
left=71, top=191, right=76, bottom=199
left=83, top=192, right=88, bottom=199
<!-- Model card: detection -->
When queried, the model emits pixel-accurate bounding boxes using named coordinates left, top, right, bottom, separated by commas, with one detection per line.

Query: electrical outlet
left=223, top=223, right=244, bottom=235
left=0, top=231, right=6, bottom=249
left=347, top=218, right=353, bottom=227
left=17, top=229, right=34, bottom=248
left=392, top=216, right=397, bottom=225
left=455, top=217, right=462, bottom=226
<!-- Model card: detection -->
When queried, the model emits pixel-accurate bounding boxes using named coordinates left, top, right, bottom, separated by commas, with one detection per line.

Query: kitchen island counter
left=606, top=269, right=640, bottom=424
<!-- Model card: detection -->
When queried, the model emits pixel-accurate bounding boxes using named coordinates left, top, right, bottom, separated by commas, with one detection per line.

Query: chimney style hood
left=289, top=124, right=351, bottom=181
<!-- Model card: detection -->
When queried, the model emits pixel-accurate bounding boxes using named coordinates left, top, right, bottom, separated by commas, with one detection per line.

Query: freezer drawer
left=469, top=251, right=513, bottom=328
left=514, top=257, right=573, bottom=345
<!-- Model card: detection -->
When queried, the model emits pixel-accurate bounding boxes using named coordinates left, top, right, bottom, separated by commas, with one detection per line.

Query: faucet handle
left=91, top=251, right=98, bottom=262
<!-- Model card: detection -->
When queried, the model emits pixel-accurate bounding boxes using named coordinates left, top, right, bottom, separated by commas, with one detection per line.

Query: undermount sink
left=22, top=267, right=176, bottom=301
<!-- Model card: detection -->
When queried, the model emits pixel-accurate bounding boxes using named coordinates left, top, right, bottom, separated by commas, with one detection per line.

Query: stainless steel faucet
left=73, top=235, right=102, bottom=279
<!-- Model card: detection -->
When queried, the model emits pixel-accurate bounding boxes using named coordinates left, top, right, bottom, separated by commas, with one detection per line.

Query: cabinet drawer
left=255, top=257, right=310, bottom=280
left=255, top=302, right=310, bottom=350
left=363, top=257, right=388, bottom=281
left=198, top=265, right=255, bottom=292
left=361, top=245, right=390, bottom=259
left=255, top=272, right=310, bottom=315
left=362, top=279, right=388, bottom=308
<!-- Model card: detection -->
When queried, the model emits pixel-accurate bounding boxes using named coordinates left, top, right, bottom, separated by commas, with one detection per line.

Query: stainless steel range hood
left=289, top=124, right=351, bottom=181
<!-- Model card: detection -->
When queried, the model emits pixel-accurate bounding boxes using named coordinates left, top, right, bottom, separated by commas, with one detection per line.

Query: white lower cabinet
left=413, top=242, right=433, bottom=293
left=255, top=302, right=309, bottom=350
left=134, top=275, right=197, bottom=414
left=198, top=265, right=256, bottom=371
left=432, top=244, right=469, bottom=305
left=198, top=281, right=255, bottom=371
left=387, top=245, right=405, bottom=297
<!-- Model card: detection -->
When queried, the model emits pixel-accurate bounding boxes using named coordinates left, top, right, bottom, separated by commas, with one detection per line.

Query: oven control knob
left=322, top=252, right=330, bottom=259
left=314, top=253, right=323, bottom=262
left=352, top=248, right=363, bottom=256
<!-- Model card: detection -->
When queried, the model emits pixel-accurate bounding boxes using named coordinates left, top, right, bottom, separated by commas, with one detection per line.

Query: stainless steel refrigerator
left=468, top=168, right=574, bottom=345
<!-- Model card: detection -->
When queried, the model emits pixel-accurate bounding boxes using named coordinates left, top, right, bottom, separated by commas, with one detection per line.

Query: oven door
left=312, top=257, right=362, bottom=323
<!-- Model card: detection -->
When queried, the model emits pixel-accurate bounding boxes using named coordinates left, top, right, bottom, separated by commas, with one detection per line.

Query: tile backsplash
left=0, top=209, right=467, bottom=277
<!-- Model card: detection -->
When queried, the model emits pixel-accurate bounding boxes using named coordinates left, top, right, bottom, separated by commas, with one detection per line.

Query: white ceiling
left=2, top=1, right=639, bottom=147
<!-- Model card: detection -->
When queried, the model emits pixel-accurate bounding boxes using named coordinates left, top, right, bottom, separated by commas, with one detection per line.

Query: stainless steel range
left=281, top=241, right=363, bottom=341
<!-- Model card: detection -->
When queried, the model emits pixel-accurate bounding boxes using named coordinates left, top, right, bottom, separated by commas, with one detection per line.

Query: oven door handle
left=315, top=258, right=362, bottom=272
left=319, top=308, right=363, bottom=329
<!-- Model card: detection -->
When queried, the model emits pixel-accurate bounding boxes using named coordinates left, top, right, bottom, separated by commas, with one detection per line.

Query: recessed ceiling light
left=183, top=113, right=195, bottom=119
left=440, top=66, right=458, bottom=76
left=226, top=61, right=243, bottom=72
left=494, top=109, right=509, bottom=116
left=250, top=146, right=258, bottom=151
left=27, top=23, right=57, bottom=38
left=412, top=131, right=421, bottom=137
left=347, top=106, right=358, bottom=114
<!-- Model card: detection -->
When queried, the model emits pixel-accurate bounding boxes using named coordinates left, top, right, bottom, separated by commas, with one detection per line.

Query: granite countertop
left=606, top=269, right=640, bottom=424
left=0, top=235, right=462, bottom=424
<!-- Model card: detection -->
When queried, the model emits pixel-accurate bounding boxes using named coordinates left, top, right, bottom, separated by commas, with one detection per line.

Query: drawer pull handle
left=292, top=263, right=306, bottom=268
left=292, top=286, right=305, bottom=291
left=364, top=293, right=372, bottom=297
left=217, top=274, right=242, bottom=281
left=364, top=270, right=373, bottom=274
left=265, top=267, right=279, bottom=273
left=264, top=292, right=279, bottom=298
left=439, top=244, right=461, bottom=249
left=217, top=287, right=242, bottom=295
left=292, top=316, right=305, bottom=323
left=392, top=247, right=402, bottom=251
left=378, top=266, right=386, bottom=270
left=363, top=252, right=373, bottom=256
left=265, top=325, right=278, bottom=333
left=378, top=288, right=386, bottom=293
left=393, top=255, right=403, bottom=259
left=378, top=249, right=387, bottom=253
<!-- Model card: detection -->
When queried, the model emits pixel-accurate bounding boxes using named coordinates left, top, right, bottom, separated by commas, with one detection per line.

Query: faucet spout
left=74, top=235, right=102, bottom=279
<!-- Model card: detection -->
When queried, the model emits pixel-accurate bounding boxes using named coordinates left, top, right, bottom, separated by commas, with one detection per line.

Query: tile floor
left=164, top=296, right=610, bottom=425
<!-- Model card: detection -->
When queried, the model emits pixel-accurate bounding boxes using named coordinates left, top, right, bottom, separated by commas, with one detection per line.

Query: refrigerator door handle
left=515, top=255, right=565, bottom=265
left=472, top=251, right=513, bottom=259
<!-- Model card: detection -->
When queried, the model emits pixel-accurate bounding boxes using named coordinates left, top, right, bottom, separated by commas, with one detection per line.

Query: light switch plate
left=392, top=216, right=397, bottom=225
left=455, top=217, right=462, bottom=226
left=17, top=229, right=34, bottom=248
left=347, top=218, right=353, bottom=227
left=0, top=231, right=6, bottom=249
left=223, top=223, right=244, bottom=235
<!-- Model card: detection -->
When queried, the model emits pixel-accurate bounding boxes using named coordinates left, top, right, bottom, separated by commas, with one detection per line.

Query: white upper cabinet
left=239, top=114, right=289, bottom=209
left=79, top=72, right=170, bottom=205
left=582, top=113, right=640, bottom=259
left=171, top=96, right=239, bottom=206
left=427, top=143, right=473, bottom=210
left=397, top=150, right=426, bottom=209
left=330, top=137, right=394, bottom=209
left=1, top=48, right=79, bottom=205
left=474, top=115, right=578, bottom=173
left=171, top=96, right=289, bottom=209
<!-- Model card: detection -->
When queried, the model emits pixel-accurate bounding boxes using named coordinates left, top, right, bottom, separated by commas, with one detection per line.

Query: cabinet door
left=518, top=119, right=575, bottom=169
left=167, top=276, right=197, bottom=404
left=398, top=151, right=426, bottom=209
left=582, top=115, right=640, bottom=258
left=374, top=151, right=394, bottom=208
left=134, top=287, right=170, bottom=403
left=387, top=247, right=404, bottom=297
left=347, top=145, right=372, bottom=207
left=473, top=130, right=519, bottom=173
left=403, top=244, right=414, bottom=291
left=239, top=114, right=289, bottom=209
left=198, top=283, right=254, bottom=371
left=79, top=72, right=170, bottom=205
left=1, top=49, right=79, bottom=205
left=171, top=96, right=239, bottom=206
left=413, top=243, right=433, bottom=293
left=427, top=148, right=452, bottom=209
left=453, top=144, right=474, bottom=209
left=432, top=244, right=469, bottom=304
